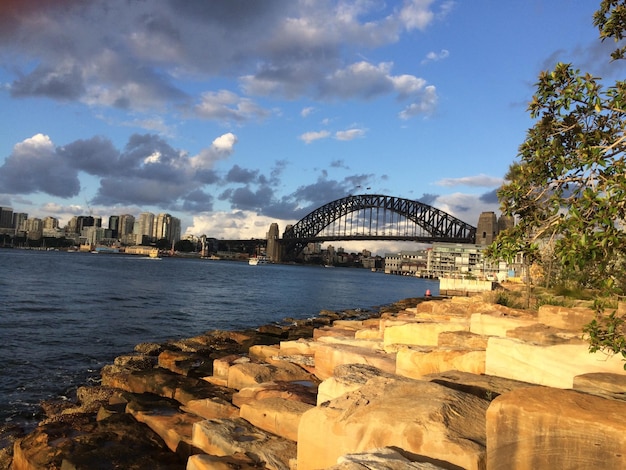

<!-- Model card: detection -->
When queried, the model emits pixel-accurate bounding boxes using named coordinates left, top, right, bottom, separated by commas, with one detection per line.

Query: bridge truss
left=282, top=194, right=476, bottom=258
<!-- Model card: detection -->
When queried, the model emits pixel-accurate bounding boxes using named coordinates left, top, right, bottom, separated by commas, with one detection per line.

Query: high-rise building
left=12, top=213, right=28, bottom=232
left=119, top=214, right=136, bottom=238
left=108, top=216, right=120, bottom=238
left=42, top=216, right=59, bottom=230
left=0, top=207, right=13, bottom=229
left=135, top=212, right=154, bottom=245
left=154, top=213, right=181, bottom=244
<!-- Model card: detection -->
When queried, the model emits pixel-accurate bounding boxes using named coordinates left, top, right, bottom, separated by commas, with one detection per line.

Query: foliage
left=489, top=2, right=626, bottom=294
left=489, top=1, right=626, bottom=366
left=583, top=310, right=626, bottom=369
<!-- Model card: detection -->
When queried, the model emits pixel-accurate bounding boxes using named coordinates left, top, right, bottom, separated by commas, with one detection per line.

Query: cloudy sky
left=0, top=0, right=622, bottom=250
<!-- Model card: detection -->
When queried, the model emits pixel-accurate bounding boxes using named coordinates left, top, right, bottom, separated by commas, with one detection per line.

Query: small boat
left=249, top=255, right=269, bottom=265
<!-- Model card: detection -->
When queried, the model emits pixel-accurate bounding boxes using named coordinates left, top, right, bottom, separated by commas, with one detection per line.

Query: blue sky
left=0, top=0, right=623, bottom=250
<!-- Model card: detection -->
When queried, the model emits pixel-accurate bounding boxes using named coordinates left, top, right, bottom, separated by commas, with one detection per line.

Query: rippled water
left=0, top=248, right=437, bottom=437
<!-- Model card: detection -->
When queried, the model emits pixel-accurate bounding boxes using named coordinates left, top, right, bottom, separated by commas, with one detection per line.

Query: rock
left=12, top=413, right=183, bottom=470
left=240, top=397, right=313, bottom=441
left=316, top=364, right=396, bottom=405
left=233, top=381, right=318, bottom=408
left=327, top=447, right=449, bottom=469
left=125, top=394, right=203, bottom=457
left=573, top=372, right=626, bottom=399
left=134, top=342, right=164, bottom=356
left=157, top=349, right=213, bottom=377
left=470, top=312, right=537, bottom=337
left=383, top=321, right=469, bottom=348
left=485, top=337, right=626, bottom=388
left=314, top=342, right=396, bottom=380
left=297, top=376, right=488, bottom=470
left=186, top=453, right=260, bottom=470
left=424, top=370, right=536, bottom=401
left=192, top=418, right=296, bottom=470
left=182, top=396, right=240, bottom=420
left=536, top=304, right=596, bottom=330
left=506, top=323, right=583, bottom=345
left=227, top=361, right=315, bottom=391
left=101, top=366, right=232, bottom=405
left=438, top=330, right=489, bottom=349
left=486, top=386, right=626, bottom=469
left=395, top=347, right=486, bottom=379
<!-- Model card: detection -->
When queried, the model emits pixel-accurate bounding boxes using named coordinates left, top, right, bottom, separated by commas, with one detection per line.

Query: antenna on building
left=84, top=198, right=93, bottom=216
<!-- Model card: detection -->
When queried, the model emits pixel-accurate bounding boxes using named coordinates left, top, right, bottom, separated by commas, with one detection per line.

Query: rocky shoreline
left=3, top=295, right=626, bottom=469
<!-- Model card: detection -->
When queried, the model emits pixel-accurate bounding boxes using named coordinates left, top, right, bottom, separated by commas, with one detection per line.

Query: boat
left=248, top=255, right=269, bottom=265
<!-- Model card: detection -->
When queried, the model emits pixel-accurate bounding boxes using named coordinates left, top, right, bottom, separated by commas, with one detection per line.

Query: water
left=0, top=249, right=437, bottom=438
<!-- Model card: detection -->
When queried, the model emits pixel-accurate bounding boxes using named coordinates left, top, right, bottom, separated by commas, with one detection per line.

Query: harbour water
left=0, top=248, right=437, bottom=439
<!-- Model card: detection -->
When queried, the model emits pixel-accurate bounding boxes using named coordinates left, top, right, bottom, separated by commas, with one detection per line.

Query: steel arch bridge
left=281, top=194, right=476, bottom=258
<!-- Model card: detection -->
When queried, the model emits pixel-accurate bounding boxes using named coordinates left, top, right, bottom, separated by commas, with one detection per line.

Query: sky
left=0, top=0, right=623, bottom=253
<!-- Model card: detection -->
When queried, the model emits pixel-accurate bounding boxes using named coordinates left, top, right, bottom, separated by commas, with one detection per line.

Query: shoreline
left=5, top=294, right=626, bottom=469
left=0, top=297, right=421, bottom=468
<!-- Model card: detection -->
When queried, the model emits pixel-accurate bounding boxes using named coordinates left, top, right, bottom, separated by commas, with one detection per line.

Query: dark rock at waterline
left=12, top=413, right=184, bottom=470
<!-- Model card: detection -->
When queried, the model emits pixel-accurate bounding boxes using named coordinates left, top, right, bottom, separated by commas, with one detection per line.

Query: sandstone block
left=317, top=335, right=384, bottom=351
left=396, top=347, right=485, bottom=379
left=470, top=312, right=537, bottom=337
left=240, top=397, right=313, bottom=441
left=313, top=326, right=357, bottom=340
left=506, top=323, right=583, bottom=345
left=424, top=370, right=535, bottom=401
left=316, top=364, right=396, bottom=405
left=187, top=453, right=259, bottom=470
left=327, top=447, right=448, bottom=469
left=227, top=361, right=314, bottom=391
left=487, top=386, right=626, bottom=469
left=486, top=337, right=626, bottom=388
left=314, top=342, right=396, bottom=380
left=280, top=338, right=318, bottom=355
left=213, top=354, right=250, bottom=380
left=438, top=330, right=489, bottom=349
left=233, top=381, right=317, bottom=408
left=126, top=398, right=202, bottom=455
left=383, top=321, right=468, bottom=348
left=181, top=396, right=239, bottom=420
left=297, top=376, right=488, bottom=470
left=248, top=344, right=280, bottom=361
left=537, top=304, right=596, bottom=330
left=573, top=372, right=626, bottom=398
left=354, top=327, right=383, bottom=340
left=192, top=418, right=296, bottom=470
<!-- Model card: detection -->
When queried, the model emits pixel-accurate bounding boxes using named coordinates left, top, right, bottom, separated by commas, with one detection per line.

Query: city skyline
left=1, top=1, right=622, bottom=249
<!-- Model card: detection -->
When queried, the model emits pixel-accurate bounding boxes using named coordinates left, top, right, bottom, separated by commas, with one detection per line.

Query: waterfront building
left=153, top=213, right=181, bottom=244
left=24, top=218, right=43, bottom=240
left=108, top=216, right=120, bottom=238
left=135, top=212, right=154, bottom=242
left=426, top=242, right=504, bottom=280
left=384, top=250, right=429, bottom=276
left=42, top=216, right=59, bottom=230
left=12, top=213, right=27, bottom=233
left=0, top=207, right=13, bottom=230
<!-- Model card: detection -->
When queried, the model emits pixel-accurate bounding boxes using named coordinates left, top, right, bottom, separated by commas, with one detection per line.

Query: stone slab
left=383, top=322, right=468, bottom=348
left=240, top=397, right=313, bottom=441
left=396, top=347, right=486, bottom=379
left=487, top=386, right=626, bottom=469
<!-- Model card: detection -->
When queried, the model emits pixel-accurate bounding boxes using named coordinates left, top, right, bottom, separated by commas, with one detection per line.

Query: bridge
left=280, top=194, right=476, bottom=259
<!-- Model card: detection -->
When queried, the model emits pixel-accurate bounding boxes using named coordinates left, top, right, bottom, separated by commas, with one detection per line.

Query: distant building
left=476, top=212, right=498, bottom=245
left=0, top=207, right=13, bottom=229
left=266, top=223, right=281, bottom=261
left=384, top=250, right=429, bottom=276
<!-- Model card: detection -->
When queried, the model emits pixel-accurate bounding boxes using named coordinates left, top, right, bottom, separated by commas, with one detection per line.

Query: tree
left=489, top=0, right=626, bottom=364
left=490, top=1, right=626, bottom=294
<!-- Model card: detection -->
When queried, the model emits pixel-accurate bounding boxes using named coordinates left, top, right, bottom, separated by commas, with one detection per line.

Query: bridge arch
left=281, top=194, right=476, bottom=257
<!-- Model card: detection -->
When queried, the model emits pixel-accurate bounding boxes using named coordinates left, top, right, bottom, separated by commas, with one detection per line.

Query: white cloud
left=399, top=85, right=438, bottom=119
left=189, top=132, right=238, bottom=170
left=421, top=49, right=450, bottom=65
left=194, top=90, right=269, bottom=122
left=435, top=174, right=504, bottom=188
left=301, top=106, right=315, bottom=117
left=185, top=210, right=294, bottom=240
left=399, top=0, right=436, bottom=31
left=299, top=130, right=331, bottom=144
left=335, top=128, right=366, bottom=141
